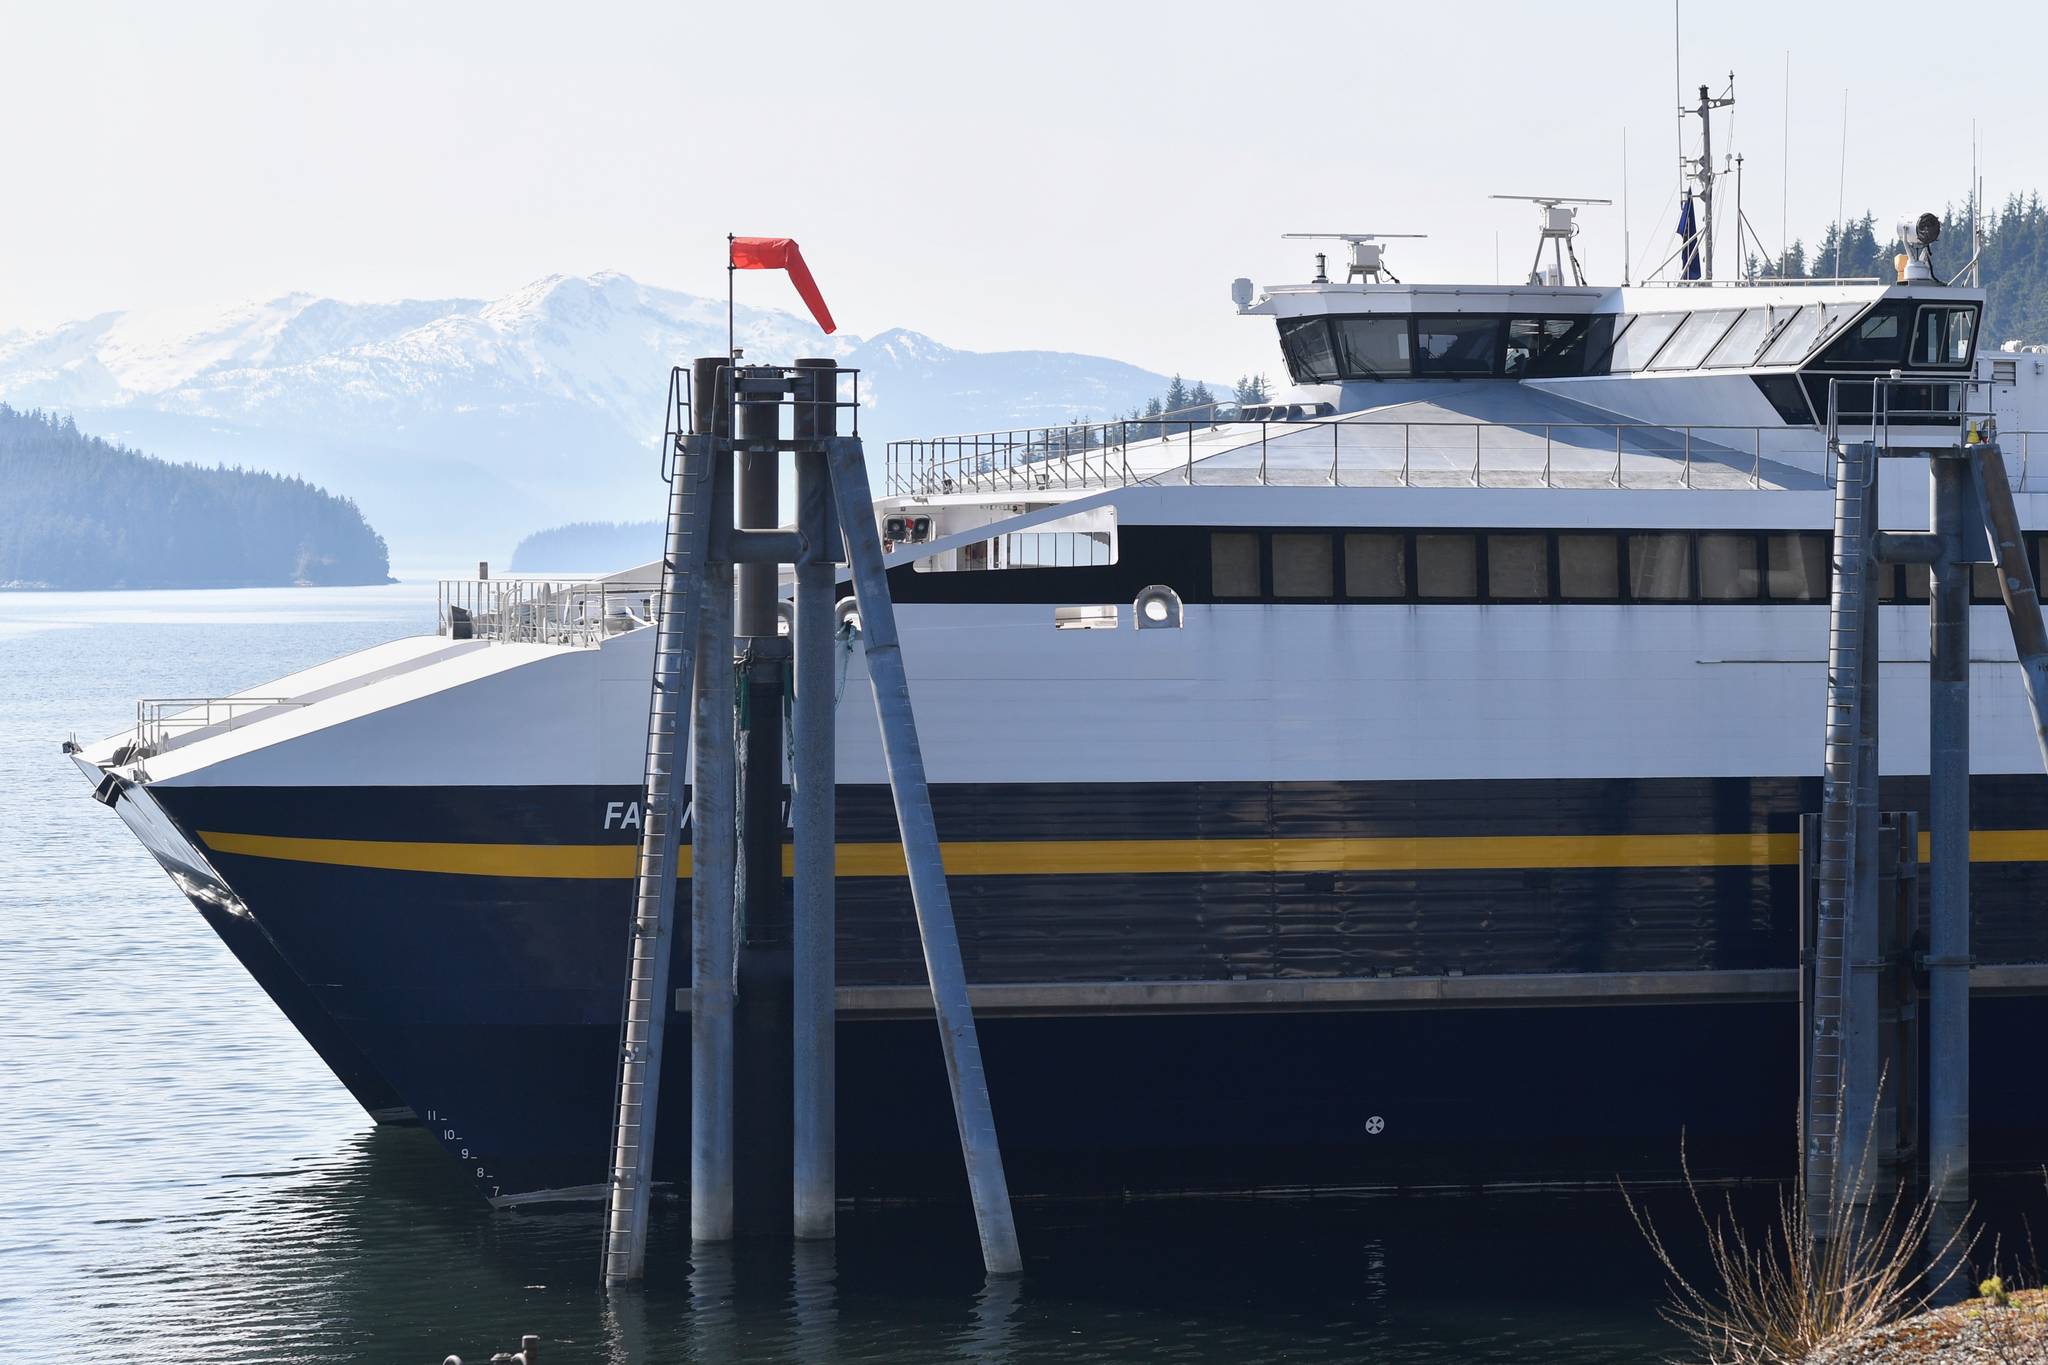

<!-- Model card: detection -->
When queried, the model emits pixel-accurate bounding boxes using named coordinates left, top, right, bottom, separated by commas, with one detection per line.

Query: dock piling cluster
left=601, top=356, right=1022, bottom=1287
left=1805, top=385, right=2048, bottom=1267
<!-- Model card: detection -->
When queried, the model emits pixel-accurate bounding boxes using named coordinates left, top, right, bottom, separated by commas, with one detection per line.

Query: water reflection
left=961, top=1273, right=1021, bottom=1364
left=27, top=1115, right=1710, bottom=1364
left=789, top=1239, right=838, bottom=1364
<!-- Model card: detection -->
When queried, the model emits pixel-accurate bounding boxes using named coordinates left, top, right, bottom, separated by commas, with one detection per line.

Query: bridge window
left=1607, top=313, right=1688, bottom=373
left=1272, top=533, right=1334, bottom=598
left=1649, top=309, right=1743, bottom=371
left=1758, top=305, right=1823, bottom=365
left=1414, top=316, right=1501, bottom=376
left=1278, top=318, right=1339, bottom=384
left=1912, top=305, right=1978, bottom=368
left=1416, top=534, right=1479, bottom=598
left=1344, top=533, right=1407, bottom=598
left=1334, top=318, right=1412, bottom=378
left=1503, top=319, right=1545, bottom=376
left=1820, top=302, right=1910, bottom=367
left=1506, top=318, right=1600, bottom=378
left=1704, top=307, right=1784, bottom=369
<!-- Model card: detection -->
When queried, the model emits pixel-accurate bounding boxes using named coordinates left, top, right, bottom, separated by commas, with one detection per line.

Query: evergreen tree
left=1809, top=215, right=1882, bottom=280
left=1844, top=213, right=1883, bottom=280
left=1164, top=374, right=1187, bottom=411
left=1189, top=380, right=1213, bottom=408
left=1976, top=192, right=2048, bottom=344
left=1811, top=222, right=1844, bottom=279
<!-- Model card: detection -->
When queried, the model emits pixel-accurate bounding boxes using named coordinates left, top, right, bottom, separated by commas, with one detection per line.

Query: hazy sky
left=3, top=0, right=2041, bottom=381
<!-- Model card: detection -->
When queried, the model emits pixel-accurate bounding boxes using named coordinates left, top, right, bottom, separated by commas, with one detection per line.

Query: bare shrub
left=1622, top=1136, right=1973, bottom=1364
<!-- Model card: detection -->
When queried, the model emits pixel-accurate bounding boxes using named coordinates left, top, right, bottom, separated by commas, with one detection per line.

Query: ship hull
left=81, top=761, right=413, bottom=1124
left=140, top=774, right=2048, bottom=1204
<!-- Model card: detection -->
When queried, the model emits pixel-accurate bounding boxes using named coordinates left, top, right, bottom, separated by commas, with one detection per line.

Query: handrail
left=437, top=577, right=661, bottom=648
left=659, top=362, right=863, bottom=483
left=134, top=696, right=307, bottom=755
left=1630, top=276, right=1887, bottom=287
left=886, top=413, right=2048, bottom=497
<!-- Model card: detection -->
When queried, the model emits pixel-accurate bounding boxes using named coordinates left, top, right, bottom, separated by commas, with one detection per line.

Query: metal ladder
left=601, top=428, right=716, bottom=1286
left=1807, top=436, right=1874, bottom=1237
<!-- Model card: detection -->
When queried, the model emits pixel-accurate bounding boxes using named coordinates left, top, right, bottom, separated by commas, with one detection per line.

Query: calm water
left=0, top=584, right=1856, bottom=1362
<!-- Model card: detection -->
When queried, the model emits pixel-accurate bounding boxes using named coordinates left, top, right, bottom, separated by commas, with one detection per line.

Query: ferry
left=70, top=196, right=2048, bottom=1207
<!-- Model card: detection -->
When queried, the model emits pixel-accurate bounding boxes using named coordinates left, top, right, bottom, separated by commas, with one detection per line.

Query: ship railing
left=437, top=577, right=660, bottom=647
left=134, top=696, right=308, bottom=756
left=1629, top=275, right=1887, bottom=288
left=659, top=360, right=863, bottom=483
left=887, top=415, right=2048, bottom=495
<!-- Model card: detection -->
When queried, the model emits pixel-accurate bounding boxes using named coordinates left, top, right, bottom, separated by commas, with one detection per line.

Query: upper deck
left=885, top=267, right=2033, bottom=505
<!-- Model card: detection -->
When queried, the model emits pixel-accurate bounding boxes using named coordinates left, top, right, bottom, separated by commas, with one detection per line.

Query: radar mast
left=1281, top=232, right=1426, bottom=284
left=1491, top=195, right=1610, bottom=286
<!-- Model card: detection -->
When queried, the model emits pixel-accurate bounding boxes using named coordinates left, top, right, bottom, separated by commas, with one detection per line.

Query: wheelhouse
left=1254, top=282, right=1983, bottom=430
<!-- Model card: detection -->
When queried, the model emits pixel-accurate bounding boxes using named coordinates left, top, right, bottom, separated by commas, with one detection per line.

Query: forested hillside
left=507, top=520, right=661, bottom=572
left=1754, top=193, right=2048, bottom=344
left=0, top=405, right=391, bottom=589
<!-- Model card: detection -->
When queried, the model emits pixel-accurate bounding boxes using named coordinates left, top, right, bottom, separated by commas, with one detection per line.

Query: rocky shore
left=1812, top=1288, right=2048, bottom=1363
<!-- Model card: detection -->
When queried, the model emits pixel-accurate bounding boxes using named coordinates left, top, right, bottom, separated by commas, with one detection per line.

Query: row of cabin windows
left=1208, top=529, right=2044, bottom=605
left=1278, top=302, right=1980, bottom=386
left=1598, top=301, right=1975, bottom=378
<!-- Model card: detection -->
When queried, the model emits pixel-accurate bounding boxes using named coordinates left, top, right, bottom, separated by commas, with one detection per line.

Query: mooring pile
left=598, top=356, right=1021, bottom=1285
left=1801, top=378, right=2048, bottom=1264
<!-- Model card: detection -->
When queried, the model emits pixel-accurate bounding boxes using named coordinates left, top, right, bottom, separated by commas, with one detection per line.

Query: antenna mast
left=1623, top=128, right=1632, bottom=287
left=1684, top=79, right=1735, bottom=281
left=1971, top=123, right=1983, bottom=289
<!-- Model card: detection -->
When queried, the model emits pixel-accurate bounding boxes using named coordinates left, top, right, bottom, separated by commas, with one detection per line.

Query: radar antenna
left=1281, top=232, right=1425, bottom=284
left=1492, top=196, right=1610, bottom=287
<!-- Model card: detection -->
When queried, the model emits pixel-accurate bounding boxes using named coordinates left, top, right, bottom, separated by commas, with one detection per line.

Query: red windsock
left=729, top=236, right=836, bottom=335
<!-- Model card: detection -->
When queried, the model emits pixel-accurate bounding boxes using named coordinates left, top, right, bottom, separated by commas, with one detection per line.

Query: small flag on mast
left=1676, top=193, right=1702, bottom=281
left=729, top=236, right=837, bottom=334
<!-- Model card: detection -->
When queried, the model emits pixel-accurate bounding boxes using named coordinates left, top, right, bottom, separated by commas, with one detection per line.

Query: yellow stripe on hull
left=193, top=827, right=2048, bottom=882
left=197, top=830, right=641, bottom=879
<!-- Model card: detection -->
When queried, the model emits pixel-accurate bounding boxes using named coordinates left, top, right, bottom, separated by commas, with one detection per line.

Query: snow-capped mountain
left=0, top=273, right=1209, bottom=564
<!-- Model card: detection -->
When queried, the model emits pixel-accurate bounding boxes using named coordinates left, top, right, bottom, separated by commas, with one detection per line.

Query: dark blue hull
left=191, top=897, right=415, bottom=1124
left=144, top=776, right=2048, bottom=1203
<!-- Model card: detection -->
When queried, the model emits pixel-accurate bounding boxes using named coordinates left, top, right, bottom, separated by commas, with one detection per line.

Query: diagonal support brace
left=821, top=435, right=1023, bottom=1276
